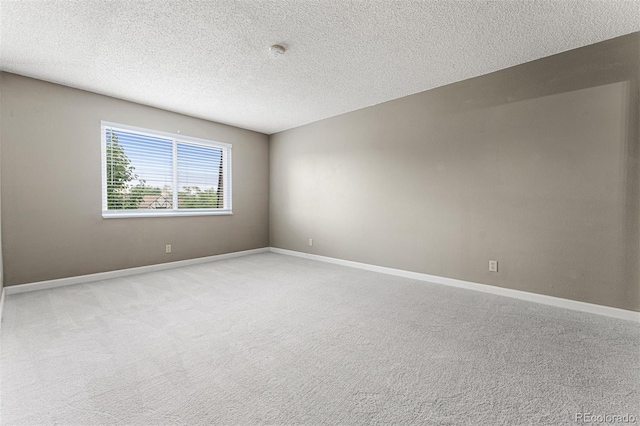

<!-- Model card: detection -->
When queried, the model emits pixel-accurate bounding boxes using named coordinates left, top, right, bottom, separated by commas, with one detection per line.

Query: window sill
left=103, top=210, right=233, bottom=218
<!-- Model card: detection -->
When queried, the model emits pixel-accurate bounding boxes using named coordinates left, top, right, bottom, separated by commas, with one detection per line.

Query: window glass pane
left=105, top=128, right=173, bottom=210
left=102, top=123, right=230, bottom=216
left=177, top=142, right=223, bottom=209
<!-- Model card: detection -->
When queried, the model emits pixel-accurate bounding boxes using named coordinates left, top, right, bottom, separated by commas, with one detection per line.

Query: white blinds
left=177, top=142, right=224, bottom=209
left=102, top=123, right=231, bottom=215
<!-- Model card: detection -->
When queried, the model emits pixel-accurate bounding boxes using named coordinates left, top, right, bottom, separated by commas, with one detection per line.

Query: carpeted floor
left=1, top=252, right=638, bottom=425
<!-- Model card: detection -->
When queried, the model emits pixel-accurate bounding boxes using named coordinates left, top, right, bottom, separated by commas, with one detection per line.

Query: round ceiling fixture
left=270, top=44, right=286, bottom=57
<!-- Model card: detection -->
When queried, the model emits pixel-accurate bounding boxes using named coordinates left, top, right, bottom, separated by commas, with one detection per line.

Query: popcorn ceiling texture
left=1, top=1, right=639, bottom=134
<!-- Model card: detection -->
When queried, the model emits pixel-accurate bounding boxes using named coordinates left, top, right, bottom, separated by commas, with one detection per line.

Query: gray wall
left=270, top=33, right=640, bottom=312
left=1, top=72, right=269, bottom=286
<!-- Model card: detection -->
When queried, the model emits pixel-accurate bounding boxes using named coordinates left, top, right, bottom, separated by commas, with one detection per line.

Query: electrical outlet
left=309, top=238, right=313, bottom=246
left=489, top=260, right=498, bottom=272
left=166, top=244, right=172, bottom=254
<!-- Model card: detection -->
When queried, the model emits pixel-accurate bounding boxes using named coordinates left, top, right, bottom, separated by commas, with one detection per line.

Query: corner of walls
left=268, top=33, right=640, bottom=313
left=268, top=131, right=276, bottom=248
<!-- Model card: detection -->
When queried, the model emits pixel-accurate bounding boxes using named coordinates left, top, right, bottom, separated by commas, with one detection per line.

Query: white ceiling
left=1, top=1, right=639, bottom=135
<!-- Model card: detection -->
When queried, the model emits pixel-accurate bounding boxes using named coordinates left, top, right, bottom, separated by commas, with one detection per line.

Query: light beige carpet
left=1, top=253, right=638, bottom=425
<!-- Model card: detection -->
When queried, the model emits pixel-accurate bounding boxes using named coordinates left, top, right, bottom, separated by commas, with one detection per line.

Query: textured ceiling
left=1, top=1, right=639, bottom=134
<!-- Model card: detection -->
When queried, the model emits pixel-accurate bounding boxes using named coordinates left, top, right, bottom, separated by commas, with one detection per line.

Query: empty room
left=0, top=1, right=639, bottom=424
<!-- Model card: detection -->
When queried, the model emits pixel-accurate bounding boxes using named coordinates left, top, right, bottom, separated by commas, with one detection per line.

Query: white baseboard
left=3, top=246, right=638, bottom=323
left=269, top=247, right=640, bottom=323
left=4, top=247, right=270, bottom=295
left=0, top=288, right=5, bottom=330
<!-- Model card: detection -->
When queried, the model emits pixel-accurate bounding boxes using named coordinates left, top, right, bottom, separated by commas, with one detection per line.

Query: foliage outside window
left=102, top=122, right=232, bottom=217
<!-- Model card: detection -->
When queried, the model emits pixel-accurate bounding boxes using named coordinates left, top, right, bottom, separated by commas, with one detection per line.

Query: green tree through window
left=106, top=130, right=147, bottom=209
left=178, top=186, right=218, bottom=208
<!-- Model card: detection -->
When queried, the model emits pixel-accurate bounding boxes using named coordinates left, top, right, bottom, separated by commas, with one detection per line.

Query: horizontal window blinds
left=177, top=142, right=224, bottom=209
left=105, top=128, right=174, bottom=210
left=102, top=123, right=231, bottom=216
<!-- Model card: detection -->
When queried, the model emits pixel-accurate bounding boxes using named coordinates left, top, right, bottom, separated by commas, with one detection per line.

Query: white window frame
left=101, top=121, right=232, bottom=218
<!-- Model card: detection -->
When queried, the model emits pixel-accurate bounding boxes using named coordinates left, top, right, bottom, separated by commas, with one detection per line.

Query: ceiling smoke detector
left=270, top=44, right=286, bottom=57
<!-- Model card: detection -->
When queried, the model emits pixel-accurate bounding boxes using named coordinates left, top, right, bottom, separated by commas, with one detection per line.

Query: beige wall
left=270, top=33, right=640, bottom=312
left=0, top=72, right=269, bottom=286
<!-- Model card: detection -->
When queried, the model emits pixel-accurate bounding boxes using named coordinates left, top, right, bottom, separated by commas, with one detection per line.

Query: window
left=101, top=122, right=232, bottom=217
